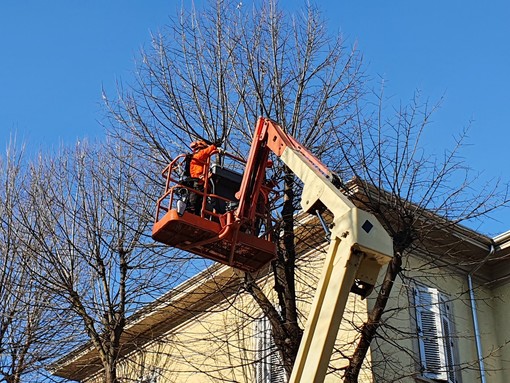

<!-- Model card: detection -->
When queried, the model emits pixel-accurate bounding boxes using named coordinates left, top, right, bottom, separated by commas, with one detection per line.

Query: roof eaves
left=50, top=262, right=241, bottom=379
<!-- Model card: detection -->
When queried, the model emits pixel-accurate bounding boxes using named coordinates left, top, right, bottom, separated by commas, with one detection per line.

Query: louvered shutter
left=254, top=316, right=287, bottom=383
left=269, top=345, right=286, bottom=383
left=254, top=317, right=270, bottom=383
left=137, top=372, right=158, bottom=383
left=439, top=295, right=456, bottom=383
left=414, top=285, right=456, bottom=382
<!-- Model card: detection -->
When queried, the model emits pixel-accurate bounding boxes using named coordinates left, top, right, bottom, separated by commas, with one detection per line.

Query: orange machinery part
left=152, top=143, right=277, bottom=273
left=152, top=209, right=276, bottom=272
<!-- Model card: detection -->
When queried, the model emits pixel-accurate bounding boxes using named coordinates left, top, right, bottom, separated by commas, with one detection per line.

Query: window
left=137, top=377, right=157, bottom=383
left=254, top=316, right=287, bottom=383
left=414, top=285, right=457, bottom=383
left=136, top=369, right=159, bottom=383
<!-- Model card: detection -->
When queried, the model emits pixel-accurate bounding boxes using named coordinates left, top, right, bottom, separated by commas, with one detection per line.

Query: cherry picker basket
left=152, top=150, right=277, bottom=272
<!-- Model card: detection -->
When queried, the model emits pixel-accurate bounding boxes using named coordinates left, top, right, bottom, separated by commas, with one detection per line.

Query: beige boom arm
left=283, top=146, right=393, bottom=382
left=262, top=120, right=393, bottom=383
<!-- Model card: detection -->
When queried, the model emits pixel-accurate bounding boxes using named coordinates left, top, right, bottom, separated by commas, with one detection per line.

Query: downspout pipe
left=467, top=242, right=495, bottom=383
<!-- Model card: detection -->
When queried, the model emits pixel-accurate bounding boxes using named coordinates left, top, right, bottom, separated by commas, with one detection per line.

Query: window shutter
left=254, top=317, right=270, bottom=383
left=269, top=347, right=286, bottom=383
left=439, top=295, right=456, bottom=383
left=137, top=372, right=158, bottom=383
left=254, top=316, right=287, bottom=383
left=414, top=285, right=455, bottom=382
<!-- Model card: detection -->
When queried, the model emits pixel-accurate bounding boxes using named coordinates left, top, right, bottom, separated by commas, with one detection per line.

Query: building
left=51, top=205, right=510, bottom=383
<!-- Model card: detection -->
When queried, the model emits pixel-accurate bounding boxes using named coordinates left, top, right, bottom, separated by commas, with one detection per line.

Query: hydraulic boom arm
left=238, top=118, right=393, bottom=383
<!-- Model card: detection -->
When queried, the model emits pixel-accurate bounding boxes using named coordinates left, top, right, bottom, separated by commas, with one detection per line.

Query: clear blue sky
left=1, top=1, right=508, bottom=235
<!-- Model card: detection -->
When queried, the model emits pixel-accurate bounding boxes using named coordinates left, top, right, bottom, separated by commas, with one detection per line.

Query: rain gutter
left=467, top=242, right=495, bottom=383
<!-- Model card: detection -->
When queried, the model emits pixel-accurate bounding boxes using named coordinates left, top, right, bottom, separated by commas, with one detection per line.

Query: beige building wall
left=85, top=293, right=260, bottom=383
left=83, top=246, right=375, bottom=383
left=76, top=247, right=510, bottom=383
left=368, top=252, right=502, bottom=383
left=481, top=282, right=510, bottom=383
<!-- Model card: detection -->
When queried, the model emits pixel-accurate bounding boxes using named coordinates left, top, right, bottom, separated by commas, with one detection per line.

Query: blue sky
left=1, top=1, right=508, bottom=235
left=0, top=1, right=173, bottom=146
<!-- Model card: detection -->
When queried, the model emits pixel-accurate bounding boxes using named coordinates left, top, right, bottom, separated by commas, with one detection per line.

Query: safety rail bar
left=154, top=150, right=265, bottom=227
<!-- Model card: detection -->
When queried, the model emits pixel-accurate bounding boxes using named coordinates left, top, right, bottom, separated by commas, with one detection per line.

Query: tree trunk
left=104, top=362, right=118, bottom=383
left=278, top=170, right=303, bottom=377
left=246, top=168, right=303, bottom=378
left=343, top=252, right=402, bottom=383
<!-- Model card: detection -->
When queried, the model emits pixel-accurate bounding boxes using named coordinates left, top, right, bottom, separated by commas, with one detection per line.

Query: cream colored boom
left=278, top=139, right=393, bottom=383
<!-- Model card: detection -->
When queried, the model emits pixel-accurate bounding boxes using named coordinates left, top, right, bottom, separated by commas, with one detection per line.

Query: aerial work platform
left=152, top=209, right=276, bottom=272
left=152, top=150, right=277, bottom=273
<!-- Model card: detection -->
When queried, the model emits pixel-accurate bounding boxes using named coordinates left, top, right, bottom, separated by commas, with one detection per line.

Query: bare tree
left=14, top=139, right=189, bottom=383
left=104, top=0, right=363, bottom=378
left=335, top=92, right=510, bottom=382
left=102, top=0, right=509, bottom=382
left=0, top=143, right=63, bottom=383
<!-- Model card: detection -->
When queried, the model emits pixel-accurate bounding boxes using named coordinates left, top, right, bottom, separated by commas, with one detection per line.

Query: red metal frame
left=152, top=147, right=277, bottom=272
